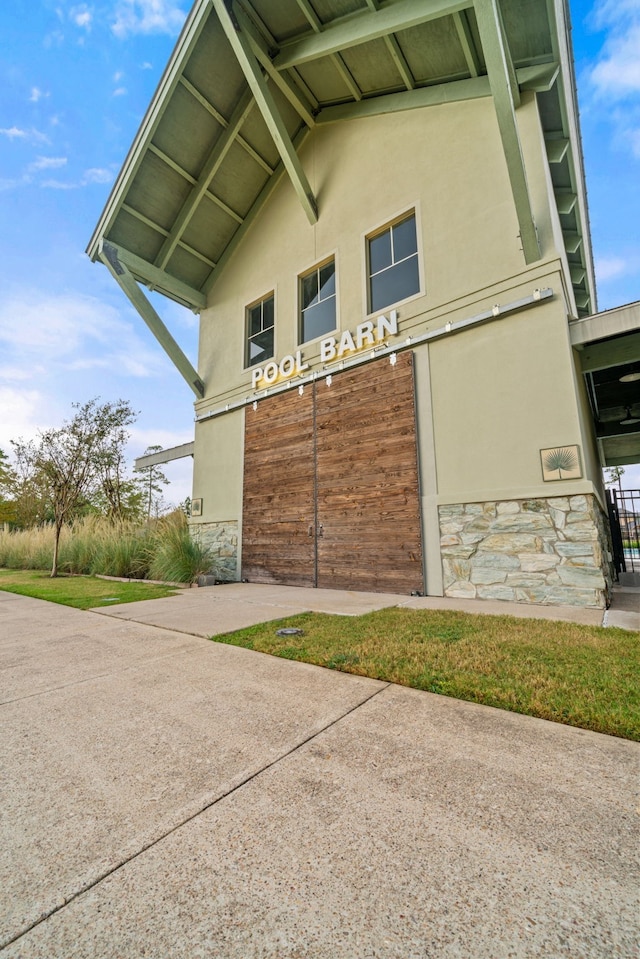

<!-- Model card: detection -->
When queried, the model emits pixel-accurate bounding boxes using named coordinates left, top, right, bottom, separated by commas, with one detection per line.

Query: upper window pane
left=392, top=215, right=418, bottom=263
left=300, top=258, right=336, bottom=344
left=367, top=212, right=420, bottom=312
left=245, top=294, right=274, bottom=368
left=369, top=231, right=392, bottom=275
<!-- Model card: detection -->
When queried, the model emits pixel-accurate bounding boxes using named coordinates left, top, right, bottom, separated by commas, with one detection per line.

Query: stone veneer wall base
left=439, top=495, right=612, bottom=609
left=190, top=520, right=239, bottom=582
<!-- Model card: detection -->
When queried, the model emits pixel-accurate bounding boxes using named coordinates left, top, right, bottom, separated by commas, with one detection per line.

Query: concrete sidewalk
left=1, top=588, right=638, bottom=958
left=88, top=579, right=640, bottom=637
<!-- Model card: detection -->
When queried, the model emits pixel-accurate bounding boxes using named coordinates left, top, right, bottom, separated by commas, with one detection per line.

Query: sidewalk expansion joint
left=1, top=678, right=391, bottom=950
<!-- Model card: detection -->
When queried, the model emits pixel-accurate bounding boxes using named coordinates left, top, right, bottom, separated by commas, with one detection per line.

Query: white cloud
left=70, top=5, right=92, bottom=29
left=29, top=87, right=50, bottom=104
left=113, top=86, right=128, bottom=97
left=0, top=387, right=48, bottom=451
left=111, top=0, right=187, bottom=38
left=28, top=156, right=68, bottom=172
left=0, top=126, right=27, bottom=140
left=0, top=291, right=165, bottom=381
left=589, top=2, right=640, bottom=99
left=595, top=256, right=629, bottom=281
left=83, top=167, right=114, bottom=184
left=0, top=126, right=50, bottom=145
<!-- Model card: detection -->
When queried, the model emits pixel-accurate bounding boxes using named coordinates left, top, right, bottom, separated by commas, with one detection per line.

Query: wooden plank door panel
left=316, top=352, right=423, bottom=593
left=242, top=387, right=316, bottom=586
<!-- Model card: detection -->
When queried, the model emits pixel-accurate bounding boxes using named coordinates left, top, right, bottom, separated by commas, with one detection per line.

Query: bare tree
left=12, top=398, right=137, bottom=576
left=134, top=445, right=170, bottom=519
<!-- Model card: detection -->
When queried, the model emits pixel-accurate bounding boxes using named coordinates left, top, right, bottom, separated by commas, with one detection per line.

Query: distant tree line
left=0, top=398, right=185, bottom=576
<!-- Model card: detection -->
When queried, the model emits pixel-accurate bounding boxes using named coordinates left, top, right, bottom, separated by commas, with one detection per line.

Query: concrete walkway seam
left=1, top=677, right=391, bottom=951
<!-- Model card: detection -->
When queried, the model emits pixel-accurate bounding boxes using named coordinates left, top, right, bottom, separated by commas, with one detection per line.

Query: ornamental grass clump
left=147, top=515, right=214, bottom=584
left=0, top=512, right=212, bottom=583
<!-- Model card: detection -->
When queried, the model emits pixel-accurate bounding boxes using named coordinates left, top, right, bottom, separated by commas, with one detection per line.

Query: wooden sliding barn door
left=242, top=352, right=424, bottom=594
left=242, top=387, right=316, bottom=586
left=316, top=351, right=423, bottom=593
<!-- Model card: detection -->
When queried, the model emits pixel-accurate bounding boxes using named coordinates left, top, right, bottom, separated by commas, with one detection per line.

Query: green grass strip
left=0, top=569, right=179, bottom=610
left=213, top=607, right=640, bottom=741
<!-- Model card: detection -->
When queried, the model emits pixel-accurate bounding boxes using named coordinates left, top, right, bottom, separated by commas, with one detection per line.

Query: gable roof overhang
left=87, top=0, right=597, bottom=395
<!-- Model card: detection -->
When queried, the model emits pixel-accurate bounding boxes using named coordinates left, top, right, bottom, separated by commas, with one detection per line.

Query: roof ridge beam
left=212, top=0, right=318, bottom=225
left=154, top=89, right=255, bottom=270
left=274, top=0, right=473, bottom=70
left=474, top=0, right=540, bottom=263
left=99, top=241, right=205, bottom=398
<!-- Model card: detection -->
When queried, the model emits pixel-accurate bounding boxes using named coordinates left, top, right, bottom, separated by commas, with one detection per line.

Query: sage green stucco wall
left=190, top=92, right=603, bottom=599
left=195, top=94, right=559, bottom=412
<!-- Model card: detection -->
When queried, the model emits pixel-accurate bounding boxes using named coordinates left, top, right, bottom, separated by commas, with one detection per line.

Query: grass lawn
left=0, top=568, right=180, bottom=610
left=213, top=607, right=640, bottom=741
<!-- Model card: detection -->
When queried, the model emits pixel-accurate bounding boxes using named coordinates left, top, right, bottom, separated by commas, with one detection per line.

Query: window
left=299, top=258, right=336, bottom=343
left=246, top=293, right=274, bottom=367
left=367, top=212, right=420, bottom=313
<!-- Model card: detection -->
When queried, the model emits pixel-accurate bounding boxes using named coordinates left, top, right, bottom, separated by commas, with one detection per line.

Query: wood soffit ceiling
left=87, top=0, right=595, bottom=318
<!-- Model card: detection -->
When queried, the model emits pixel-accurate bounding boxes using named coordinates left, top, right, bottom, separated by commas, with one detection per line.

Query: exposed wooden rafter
left=274, top=0, right=472, bottom=70
left=473, top=0, right=540, bottom=263
left=212, top=0, right=318, bottom=225
left=99, top=241, right=205, bottom=398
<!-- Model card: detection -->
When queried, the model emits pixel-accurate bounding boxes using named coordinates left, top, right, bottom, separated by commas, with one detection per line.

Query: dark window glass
left=246, top=294, right=274, bottom=367
left=368, top=213, right=420, bottom=312
left=302, top=272, right=319, bottom=310
left=300, top=259, right=336, bottom=343
left=370, top=257, right=420, bottom=315
left=392, top=215, right=418, bottom=263
left=369, top=230, right=392, bottom=274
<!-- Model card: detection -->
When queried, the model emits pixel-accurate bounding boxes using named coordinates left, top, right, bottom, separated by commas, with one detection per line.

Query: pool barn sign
left=250, top=311, right=399, bottom=390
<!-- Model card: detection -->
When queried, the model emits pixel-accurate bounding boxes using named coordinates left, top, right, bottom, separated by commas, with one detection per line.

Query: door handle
left=308, top=525, right=313, bottom=537
left=318, top=524, right=324, bottom=538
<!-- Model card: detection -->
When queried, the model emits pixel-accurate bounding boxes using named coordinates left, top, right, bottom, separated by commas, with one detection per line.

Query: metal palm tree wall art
left=540, top=445, right=582, bottom=481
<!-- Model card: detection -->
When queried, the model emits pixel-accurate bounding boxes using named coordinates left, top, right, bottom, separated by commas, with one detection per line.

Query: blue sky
left=0, top=0, right=639, bottom=501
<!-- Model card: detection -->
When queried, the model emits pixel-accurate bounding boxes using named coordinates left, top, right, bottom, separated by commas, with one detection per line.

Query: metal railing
left=608, top=489, right=640, bottom=574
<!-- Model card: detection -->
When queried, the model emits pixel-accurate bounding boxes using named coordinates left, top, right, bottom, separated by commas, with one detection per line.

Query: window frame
left=364, top=207, right=423, bottom=317
left=298, top=253, right=339, bottom=346
left=244, top=291, right=276, bottom=369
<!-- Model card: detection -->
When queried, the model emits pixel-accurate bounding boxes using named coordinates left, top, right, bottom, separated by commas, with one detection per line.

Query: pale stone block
left=569, top=495, right=588, bottom=511
left=567, top=511, right=595, bottom=524
left=547, top=497, right=570, bottom=511
left=461, top=531, right=488, bottom=545
left=446, top=581, right=477, bottom=599
left=518, top=554, right=560, bottom=572
left=464, top=515, right=494, bottom=533
left=505, top=573, right=547, bottom=587
left=516, top=586, right=551, bottom=604
left=440, top=521, right=465, bottom=534
left=471, top=552, right=520, bottom=570
left=555, top=542, right=595, bottom=558
left=493, top=514, right=553, bottom=532
left=440, top=534, right=461, bottom=547
left=563, top=527, right=598, bottom=542
left=480, top=533, right=540, bottom=553
left=550, top=508, right=566, bottom=530
left=439, top=505, right=464, bottom=518
left=496, top=500, right=520, bottom=515
left=557, top=565, right=606, bottom=588
left=441, top=545, right=477, bottom=560
left=545, top=586, right=602, bottom=608
left=470, top=568, right=508, bottom=585
left=477, top=585, right=516, bottom=602
left=463, top=503, right=484, bottom=515
left=441, top=559, right=456, bottom=589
